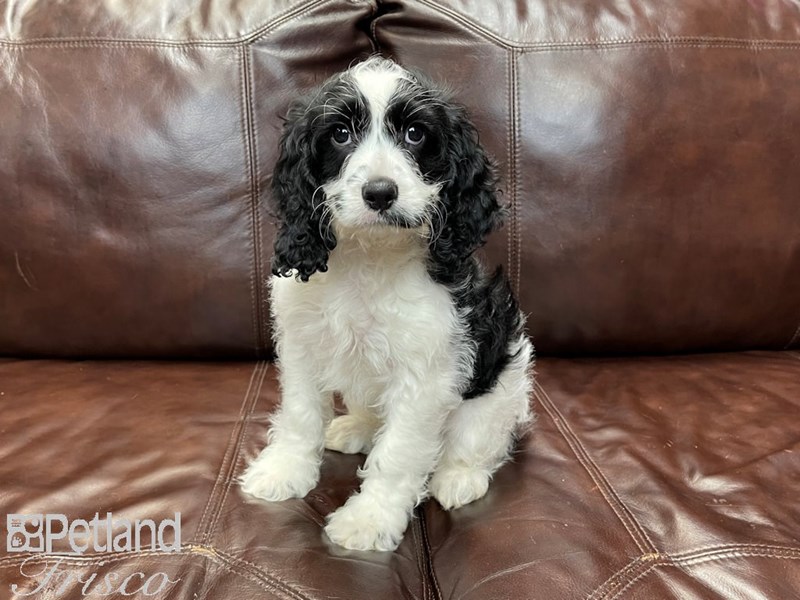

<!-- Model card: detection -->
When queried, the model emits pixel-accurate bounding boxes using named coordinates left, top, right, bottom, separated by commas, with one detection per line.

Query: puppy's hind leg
left=325, top=410, right=381, bottom=454
left=430, top=339, right=534, bottom=510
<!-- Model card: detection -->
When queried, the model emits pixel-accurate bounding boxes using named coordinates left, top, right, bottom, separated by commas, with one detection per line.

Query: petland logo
left=7, top=513, right=181, bottom=554
left=6, top=513, right=182, bottom=597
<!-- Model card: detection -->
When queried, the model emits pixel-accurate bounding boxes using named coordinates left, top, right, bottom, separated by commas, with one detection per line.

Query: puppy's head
left=271, top=56, right=502, bottom=281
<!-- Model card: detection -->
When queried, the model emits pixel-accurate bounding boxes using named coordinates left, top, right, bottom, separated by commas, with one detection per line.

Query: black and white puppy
left=241, top=57, right=533, bottom=552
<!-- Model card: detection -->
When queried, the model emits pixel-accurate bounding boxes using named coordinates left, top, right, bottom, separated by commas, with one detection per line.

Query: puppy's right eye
left=332, top=126, right=352, bottom=146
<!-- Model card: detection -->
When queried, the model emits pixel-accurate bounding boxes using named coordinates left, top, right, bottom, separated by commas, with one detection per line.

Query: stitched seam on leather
left=242, top=44, right=267, bottom=354
left=196, top=362, right=266, bottom=544
left=417, top=509, right=443, bottom=600
left=194, top=362, right=262, bottom=543
left=0, top=544, right=316, bottom=600
left=542, top=381, right=659, bottom=553
left=670, top=543, right=800, bottom=562
left=0, top=0, right=329, bottom=47
left=424, top=514, right=443, bottom=600
left=410, top=516, right=429, bottom=600
left=785, top=323, right=800, bottom=349
left=534, top=382, right=657, bottom=555
left=510, top=49, right=522, bottom=294
left=239, top=46, right=262, bottom=354
left=504, top=49, right=520, bottom=295
left=588, top=545, right=800, bottom=599
left=368, top=2, right=381, bottom=55
left=602, top=549, right=800, bottom=600
left=411, top=1, right=800, bottom=52
left=603, top=563, right=669, bottom=600
left=203, top=545, right=318, bottom=600
left=205, top=361, right=269, bottom=542
left=5, top=37, right=800, bottom=52
left=587, top=554, right=659, bottom=600
left=251, top=42, right=268, bottom=353
left=247, top=0, right=338, bottom=45
left=504, top=50, right=512, bottom=282
left=2, top=0, right=800, bottom=53
left=517, top=42, right=800, bottom=53
left=672, top=548, right=800, bottom=566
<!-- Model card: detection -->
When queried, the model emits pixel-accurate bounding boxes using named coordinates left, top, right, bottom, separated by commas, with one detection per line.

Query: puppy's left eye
left=404, top=125, right=425, bottom=146
left=332, top=126, right=352, bottom=146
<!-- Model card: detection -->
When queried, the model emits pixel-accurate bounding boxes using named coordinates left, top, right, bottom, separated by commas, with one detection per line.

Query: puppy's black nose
left=362, top=177, right=398, bottom=211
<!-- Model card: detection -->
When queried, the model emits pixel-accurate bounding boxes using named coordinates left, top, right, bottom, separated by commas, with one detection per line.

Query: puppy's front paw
left=324, top=413, right=378, bottom=454
left=240, top=446, right=319, bottom=502
left=324, top=495, right=408, bottom=551
left=429, top=466, right=490, bottom=510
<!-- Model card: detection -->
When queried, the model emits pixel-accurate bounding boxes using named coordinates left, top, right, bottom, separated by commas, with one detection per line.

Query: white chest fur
left=270, top=228, right=464, bottom=398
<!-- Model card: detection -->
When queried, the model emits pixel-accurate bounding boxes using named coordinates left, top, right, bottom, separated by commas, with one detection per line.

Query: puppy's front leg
left=324, top=375, right=458, bottom=551
left=241, top=354, right=332, bottom=502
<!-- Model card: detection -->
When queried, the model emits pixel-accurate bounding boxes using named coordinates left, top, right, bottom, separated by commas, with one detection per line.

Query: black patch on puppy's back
left=448, top=260, right=524, bottom=400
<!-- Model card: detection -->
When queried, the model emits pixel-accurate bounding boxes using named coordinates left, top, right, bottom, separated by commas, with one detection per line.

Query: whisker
left=427, top=198, right=447, bottom=247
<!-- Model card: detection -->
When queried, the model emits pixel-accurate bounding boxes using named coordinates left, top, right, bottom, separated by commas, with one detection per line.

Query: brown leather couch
left=2, top=1, right=799, bottom=598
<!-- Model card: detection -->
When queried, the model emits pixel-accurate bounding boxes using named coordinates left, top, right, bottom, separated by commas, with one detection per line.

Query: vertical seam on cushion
left=195, top=361, right=265, bottom=543
left=248, top=44, right=269, bottom=353
left=506, top=48, right=521, bottom=295
left=414, top=508, right=443, bottom=600
left=205, top=361, right=269, bottom=543
left=785, top=323, right=800, bottom=349
left=421, top=509, right=443, bottom=600
left=368, top=1, right=381, bottom=54
left=505, top=49, right=513, bottom=282
left=534, top=381, right=658, bottom=555
left=410, top=516, right=429, bottom=600
left=248, top=44, right=269, bottom=351
left=512, top=50, right=522, bottom=293
left=240, top=44, right=267, bottom=355
left=237, top=45, right=259, bottom=355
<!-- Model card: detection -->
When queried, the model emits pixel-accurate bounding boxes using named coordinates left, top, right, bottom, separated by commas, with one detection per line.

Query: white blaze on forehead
left=350, top=58, right=410, bottom=123
left=323, top=57, right=439, bottom=228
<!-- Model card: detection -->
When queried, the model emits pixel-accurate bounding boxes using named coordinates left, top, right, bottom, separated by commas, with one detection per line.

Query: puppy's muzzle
left=362, top=177, right=398, bottom=212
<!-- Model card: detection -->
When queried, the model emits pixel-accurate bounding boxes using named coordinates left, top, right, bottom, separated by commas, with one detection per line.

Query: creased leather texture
left=1, top=353, right=798, bottom=599
left=422, top=351, right=800, bottom=599
left=0, top=359, right=429, bottom=599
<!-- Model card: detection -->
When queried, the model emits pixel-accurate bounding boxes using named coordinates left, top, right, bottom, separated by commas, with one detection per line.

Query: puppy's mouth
left=328, top=196, right=423, bottom=230
left=371, top=210, right=421, bottom=229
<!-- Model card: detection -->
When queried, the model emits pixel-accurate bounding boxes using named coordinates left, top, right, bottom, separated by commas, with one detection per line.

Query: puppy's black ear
left=270, top=101, right=336, bottom=282
left=429, top=109, right=503, bottom=279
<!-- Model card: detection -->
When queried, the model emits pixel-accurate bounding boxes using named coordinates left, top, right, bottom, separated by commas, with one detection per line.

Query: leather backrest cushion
left=376, top=0, right=800, bottom=355
left=0, top=0, right=373, bottom=358
left=1, top=0, right=799, bottom=358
